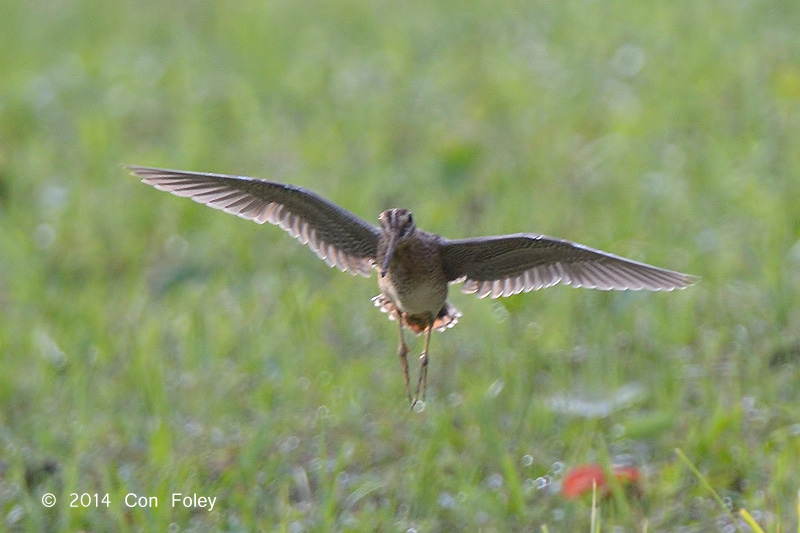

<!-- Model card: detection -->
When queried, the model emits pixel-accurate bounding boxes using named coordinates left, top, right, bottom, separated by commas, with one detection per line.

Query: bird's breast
left=377, top=238, right=448, bottom=317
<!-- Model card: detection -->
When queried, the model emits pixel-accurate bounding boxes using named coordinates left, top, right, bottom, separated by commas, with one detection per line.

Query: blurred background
left=1, top=0, right=799, bottom=530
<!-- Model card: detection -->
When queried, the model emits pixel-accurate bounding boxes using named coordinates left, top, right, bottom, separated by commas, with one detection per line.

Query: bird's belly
left=378, top=275, right=447, bottom=317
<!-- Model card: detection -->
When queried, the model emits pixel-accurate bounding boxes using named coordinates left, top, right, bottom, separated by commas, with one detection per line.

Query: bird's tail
left=372, top=295, right=461, bottom=335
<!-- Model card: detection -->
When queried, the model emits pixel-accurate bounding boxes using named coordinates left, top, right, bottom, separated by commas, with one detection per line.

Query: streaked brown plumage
left=128, top=165, right=696, bottom=407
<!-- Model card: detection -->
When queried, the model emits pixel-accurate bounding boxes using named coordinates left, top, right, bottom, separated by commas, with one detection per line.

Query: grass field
left=2, top=0, right=800, bottom=530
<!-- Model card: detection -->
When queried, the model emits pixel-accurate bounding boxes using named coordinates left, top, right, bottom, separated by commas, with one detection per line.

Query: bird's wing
left=128, top=166, right=379, bottom=276
left=440, top=233, right=696, bottom=298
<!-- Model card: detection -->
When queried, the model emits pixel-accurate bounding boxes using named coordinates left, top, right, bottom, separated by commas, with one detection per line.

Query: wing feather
left=440, top=233, right=695, bottom=298
left=128, top=166, right=379, bottom=276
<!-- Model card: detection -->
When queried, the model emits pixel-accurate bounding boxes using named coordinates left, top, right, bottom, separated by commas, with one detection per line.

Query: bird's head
left=378, top=208, right=415, bottom=277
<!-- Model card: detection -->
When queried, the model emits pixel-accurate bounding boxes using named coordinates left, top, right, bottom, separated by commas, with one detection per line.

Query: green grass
left=2, top=0, right=800, bottom=530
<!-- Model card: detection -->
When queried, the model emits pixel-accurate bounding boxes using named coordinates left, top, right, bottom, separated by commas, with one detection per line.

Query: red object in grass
left=562, top=464, right=641, bottom=500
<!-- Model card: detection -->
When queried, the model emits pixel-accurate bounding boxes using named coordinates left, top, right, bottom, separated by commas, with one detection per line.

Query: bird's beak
left=380, top=230, right=400, bottom=278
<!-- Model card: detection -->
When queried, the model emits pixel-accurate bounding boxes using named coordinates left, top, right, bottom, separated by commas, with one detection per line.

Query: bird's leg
left=412, top=325, right=433, bottom=407
left=396, top=319, right=412, bottom=404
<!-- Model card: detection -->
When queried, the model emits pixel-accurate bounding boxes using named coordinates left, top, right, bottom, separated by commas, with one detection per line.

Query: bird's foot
left=409, top=397, right=426, bottom=413
left=412, top=352, right=428, bottom=409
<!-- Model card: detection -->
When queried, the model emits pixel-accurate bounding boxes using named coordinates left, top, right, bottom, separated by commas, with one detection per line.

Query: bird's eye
left=401, top=216, right=413, bottom=236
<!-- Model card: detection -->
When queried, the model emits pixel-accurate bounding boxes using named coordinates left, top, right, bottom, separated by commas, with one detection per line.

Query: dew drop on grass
left=486, top=379, right=504, bottom=399
left=521, top=454, right=534, bottom=467
left=412, top=401, right=426, bottom=413
left=164, top=234, right=189, bottom=258
left=117, top=464, right=133, bottom=482
left=722, top=495, right=733, bottom=510
left=182, top=420, right=203, bottom=437
left=551, top=461, right=564, bottom=475
left=361, top=414, right=377, bottom=435
left=280, top=435, right=300, bottom=454
left=522, top=478, right=536, bottom=494
left=486, top=473, right=503, bottom=490
left=447, top=392, right=463, bottom=406
left=611, top=43, right=646, bottom=78
left=437, top=491, right=456, bottom=509
left=34, top=329, right=67, bottom=369
left=39, top=184, right=68, bottom=212
left=491, top=303, right=509, bottom=323
left=340, top=512, right=358, bottom=529
left=5, top=505, right=23, bottom=527
left=317, top=405, right=329, bottom=420
left=525, top=321, right=543, bottom=339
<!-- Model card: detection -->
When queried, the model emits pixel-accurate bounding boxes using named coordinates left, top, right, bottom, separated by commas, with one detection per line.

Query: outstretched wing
left=128, top=166, right=379, bottom=276
left=440, top=233, right=696, bottom=298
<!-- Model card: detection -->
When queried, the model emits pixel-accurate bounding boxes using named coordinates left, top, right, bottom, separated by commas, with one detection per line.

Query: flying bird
left=129, top=166, right=695, bottom=407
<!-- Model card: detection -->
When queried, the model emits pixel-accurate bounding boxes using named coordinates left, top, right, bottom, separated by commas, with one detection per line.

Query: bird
left=128, top=165, right=696, bottom=407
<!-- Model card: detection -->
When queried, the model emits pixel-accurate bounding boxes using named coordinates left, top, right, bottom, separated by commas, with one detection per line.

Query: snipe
left=129, top=166, right=696, bottom=407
